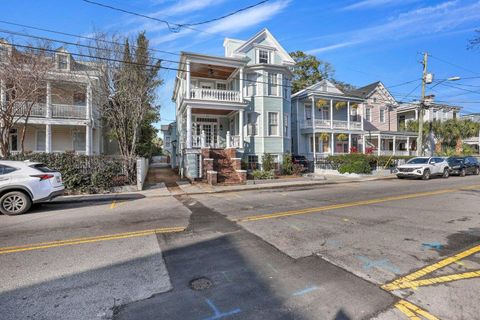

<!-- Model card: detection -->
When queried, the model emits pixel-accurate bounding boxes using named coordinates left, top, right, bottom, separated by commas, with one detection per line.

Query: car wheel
left=460, top=169, right=466, bottom=177
left=442, top=168, right=449, bottom=178
left=422, top=169, right=431, bottom=180
left=0, top=191, right=32, bottom=216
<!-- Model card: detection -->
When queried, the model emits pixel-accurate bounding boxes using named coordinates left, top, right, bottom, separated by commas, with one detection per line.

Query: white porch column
left=86, top=125, right=92, bottom=155
left=330, top=99, right=334, bottom=129
left=201, top=130, right=206, bottom=148
left=226, top=131, right=231, bottom=148
left=46, top=81, right=52, bottom=118
left=186, top=60, right=191, bottom=99
left=415, top=109, right=418, bottom=120
left=348, top=133, right=352, bottom=153
left=377, top=134, right=381, bottom=156
left=393, top=136, right=396, bottom=155
left=45, top=124, right=52, bottom=153
left=361, top=104, right=365, bottom=131
left=347, top=101, right=351, bottom=130
left=331, top=132, right=335, bottom=155
left=186, top=106, right=192, bottom=149
left=239, top=67, right=244, bottom=99
left=311, top=96, right=316, bottom=161
left=362, top=135, right=366, bottom=154
left=406, top=136, right=410, bottom=155
left=239, top=110, right=244, bottom=148
left=86, top=82, right=92, bottom=121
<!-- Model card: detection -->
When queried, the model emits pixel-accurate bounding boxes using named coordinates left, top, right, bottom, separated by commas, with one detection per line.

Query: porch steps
left=209, top=149, right=241, bottom=184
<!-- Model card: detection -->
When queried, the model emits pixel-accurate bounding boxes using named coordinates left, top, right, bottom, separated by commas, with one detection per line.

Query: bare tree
left=0, top=39, right=53, bottom=156
left=468, top=29, right=480, bottom=49
left=83, top=32, right=161, bottom=178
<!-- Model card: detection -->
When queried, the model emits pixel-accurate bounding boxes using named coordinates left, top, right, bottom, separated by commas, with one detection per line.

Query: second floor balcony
left=190, top=88, right=242, bottom=103
left=300, top=119, right=363, bottom=131
left=16, top=102, right=87, bottom=119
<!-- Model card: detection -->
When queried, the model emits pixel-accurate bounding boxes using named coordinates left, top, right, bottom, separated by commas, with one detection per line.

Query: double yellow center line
left=0, top=226, right=185, bottom=255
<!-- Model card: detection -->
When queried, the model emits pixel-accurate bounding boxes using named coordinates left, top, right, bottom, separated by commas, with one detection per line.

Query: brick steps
left=207, top=149, right=241, bottom=184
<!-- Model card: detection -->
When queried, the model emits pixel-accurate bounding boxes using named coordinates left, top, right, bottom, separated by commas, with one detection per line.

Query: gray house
left=171, top=29, right=295, bottom=183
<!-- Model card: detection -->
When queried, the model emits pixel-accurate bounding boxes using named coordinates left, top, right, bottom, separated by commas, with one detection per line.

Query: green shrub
left=326, top=154, right=413, bottom=173
left=262, top=153, right=275, bottom=172
left=252, top=169, right=275, bottom=180
left=282, top=153, right=293, bottom=175
left=292, top=163, right=304, bottom=176
left=3, top=152, right=131, bottom=193
left=338, top=159, right=372, bottom=174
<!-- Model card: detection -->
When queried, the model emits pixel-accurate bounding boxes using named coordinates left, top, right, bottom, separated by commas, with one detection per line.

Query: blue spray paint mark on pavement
left=201, top=299, right=241, bottom=320
left=422, top=242, right=443, bottom=250
left=292, top=285, right=319, bottom=296
left=356, top=255, right=401, bottom=274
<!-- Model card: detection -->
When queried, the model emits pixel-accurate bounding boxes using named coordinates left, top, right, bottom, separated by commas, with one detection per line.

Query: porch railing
left=52, top=104, right=86, bottom=119
left=190, top=88, right=242, bottom=102
left=15, top=103, right=47, bottom=117
left=191, top=131, right=241, bottom=149
left=300, top=119, right=363, bottom=130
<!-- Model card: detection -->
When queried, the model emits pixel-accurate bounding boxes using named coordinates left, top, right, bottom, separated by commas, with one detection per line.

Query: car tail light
left=31, top=174, right=54, bottom=181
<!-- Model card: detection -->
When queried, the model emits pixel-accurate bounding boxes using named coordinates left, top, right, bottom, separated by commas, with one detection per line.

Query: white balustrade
left=52, top=104, right=86, bottom=119
left=15, top=103, right=47, bottom=117
left=190, top=88, right=241, bottom=102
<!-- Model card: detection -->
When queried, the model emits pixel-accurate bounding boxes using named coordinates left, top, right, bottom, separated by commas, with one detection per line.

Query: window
left=247, top=155, right=259, bottom=170
left=73, top=92, right=86, bottom=105
left=258, top=50, right=269, bottom=64
left=57, top=54, right=68, bottom=70
left=165, top=136, right=171, bottom=148
left=365, top=108, right=371, bottom=122
left=0, top=165, right=17, bottom=175
left=268, top=73, right=278, bottom=96
left=380, top=109, right=386, bottom=123
left=9, top=128, right=18, bottom=152
left=246, top=73, right=257, bottom=96
left=268, top=112, right=279, bottom=136
left=216, top=83, right=227, bottom=90
left=284, top=113, right=289, bottom=137
left=309, top=135, right=321, bottom=153
left=305, top=105, right=312, bottom=120
left=73, top=130, right=86, bottom=151
left=36, top=130, right=46, bottom=151
left=247, top=112, right=258, bottom=136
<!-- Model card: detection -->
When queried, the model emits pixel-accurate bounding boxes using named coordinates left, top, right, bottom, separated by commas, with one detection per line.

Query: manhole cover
left=189, top=277, right=213, bottom=291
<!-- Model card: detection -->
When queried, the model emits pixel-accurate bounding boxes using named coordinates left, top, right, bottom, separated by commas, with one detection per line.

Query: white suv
left=0, top=161, right=64, bottom=215
left=395, top=157, right=450, bottom=180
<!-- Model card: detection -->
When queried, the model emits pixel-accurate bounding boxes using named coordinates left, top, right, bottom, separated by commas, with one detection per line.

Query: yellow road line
left=396, top=300, right=440, bottom=320
left=110, top=200, right=116, bottom=209
left=395, top=302, right=421, bottom=320
left=384, top=270, right=480, bottom=291
left=382, top=244, right=480, bottom=290
left=0, top=227, right=185, bottom=255
left=235, top=185, right=480, bottom=222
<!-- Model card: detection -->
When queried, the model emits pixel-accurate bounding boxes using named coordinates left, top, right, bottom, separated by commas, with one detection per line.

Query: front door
left=202, top=124, right=218, bottom=147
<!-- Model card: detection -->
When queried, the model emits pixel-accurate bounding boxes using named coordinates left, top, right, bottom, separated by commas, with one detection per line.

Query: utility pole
left=417, top=52, right=428, bottom=156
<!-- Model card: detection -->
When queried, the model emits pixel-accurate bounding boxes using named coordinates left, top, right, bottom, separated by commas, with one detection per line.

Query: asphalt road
left=1, top=175, right=480, bottom=319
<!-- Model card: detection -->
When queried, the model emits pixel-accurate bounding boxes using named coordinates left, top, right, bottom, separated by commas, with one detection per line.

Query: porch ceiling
left=191, top=62, right=236, bottom=80
left=192, top=108, right=232, bottom=115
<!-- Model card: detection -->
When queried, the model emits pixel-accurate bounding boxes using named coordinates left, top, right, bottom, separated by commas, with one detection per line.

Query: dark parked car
left=447, top=156, right=480, bottom=177
left=293, top=155, right=309, bottom=171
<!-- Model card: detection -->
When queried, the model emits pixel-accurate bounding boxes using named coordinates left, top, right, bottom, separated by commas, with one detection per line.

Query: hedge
left=3, top=152, right=133, bottom=194
left=326, top=154, right=413, bottom=174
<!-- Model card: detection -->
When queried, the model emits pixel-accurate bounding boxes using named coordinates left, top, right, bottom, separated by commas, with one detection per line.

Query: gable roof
left=233, top=28, right=295, bottom=65
left=348, top=81, right=381, bottom=99
left=292, top=79, right=364, bottom=101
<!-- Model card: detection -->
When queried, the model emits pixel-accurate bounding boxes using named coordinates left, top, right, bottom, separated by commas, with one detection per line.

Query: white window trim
left=379, top=108, right=386, bottom=123
left=257, top=49, right=270, bottom=64
left=365, top=107, right=372, bottom=122
left=267, top=112, right=279, bottom=136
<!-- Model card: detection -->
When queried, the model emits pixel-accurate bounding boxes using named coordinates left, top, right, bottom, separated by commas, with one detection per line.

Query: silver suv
left=395, top=157, right=450, bottom=180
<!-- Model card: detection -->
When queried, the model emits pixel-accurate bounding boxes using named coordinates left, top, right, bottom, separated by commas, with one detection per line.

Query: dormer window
left=57, top=54, right=68, bottom=70
left=259, top=50, right=269, bottom=64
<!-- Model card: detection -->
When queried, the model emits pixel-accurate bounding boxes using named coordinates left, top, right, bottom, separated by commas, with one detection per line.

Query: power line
left=82, top=0, right=269, bottom=35
left=0, top=19, right=180, bottom=57
left=429, top=54, right=480, bottom=76
left=439, top=82, right=480, bottom=96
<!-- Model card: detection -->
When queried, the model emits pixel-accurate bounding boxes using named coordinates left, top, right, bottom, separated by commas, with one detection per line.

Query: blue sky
left=2, top=0, right=480, bottom=131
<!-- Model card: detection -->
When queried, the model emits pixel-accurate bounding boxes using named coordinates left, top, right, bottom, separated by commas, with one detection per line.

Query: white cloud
left=342, top=0, right=417, bottom=10
left=307, top=1, right=480, bottom=54
left=158, top=0, right=226, bottom=16
left=203, top=0, right=290, bottom=34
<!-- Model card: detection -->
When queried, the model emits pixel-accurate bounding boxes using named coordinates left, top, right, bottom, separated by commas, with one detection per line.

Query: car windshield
left=448, top=158, right=463, bottom=165
left=406, top=158, right=429, bottom=164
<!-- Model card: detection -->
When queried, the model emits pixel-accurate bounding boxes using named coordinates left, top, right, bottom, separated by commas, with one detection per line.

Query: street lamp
left=430, top=76, right=461, bottom=89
